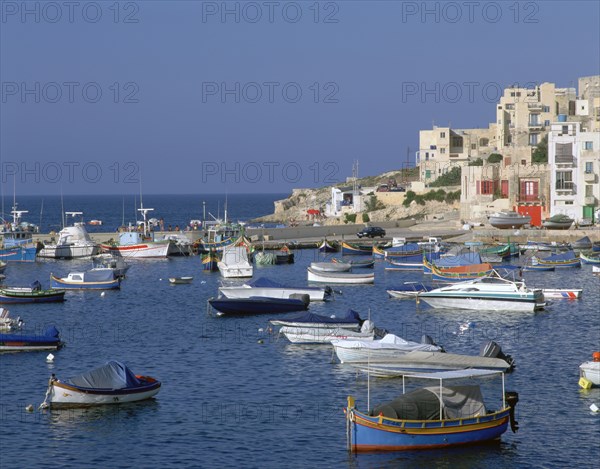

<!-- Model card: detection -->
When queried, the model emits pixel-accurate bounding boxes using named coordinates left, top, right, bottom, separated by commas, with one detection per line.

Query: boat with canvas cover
left=345, top=369, right=519, bottom=452
left=219, top=277, right=332, bottom=302
left=307, top=267, right=374, bottom=284
left=417, top=273, right=545, bottom=312
left=310, top=262, right=352, bottom=273
left=572, top=236, right=592, bottom=250
left=208, top=296, right=309, bottom=315
left=0, top=281, right=66, bottom=304
left=41, top=361, right=161, bottom=407
left=542, top=214, right=574, bottom=230
left=269, top=309, right=363, bottom=329
left=50, top=269, right=120, bottom=290
left=279, top=320, right=379, bottom=344
left=0, top=326, right=63, bottom=352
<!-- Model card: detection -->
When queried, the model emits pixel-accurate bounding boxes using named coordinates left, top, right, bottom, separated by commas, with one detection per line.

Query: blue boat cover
left=435, top=253, right=482, bottom=267
left=0, top=326, right=60, bottom=343
left=30, top=280, right=42, bottom=291
left=543, top=251, right=577, bottom=262
left=66, top=361, right=141, bottom=389
left=82, top=269, right=116, bottom=282
left=276, top=309, right=361, bottom=324
left=386, top=243, right=421, bottom=253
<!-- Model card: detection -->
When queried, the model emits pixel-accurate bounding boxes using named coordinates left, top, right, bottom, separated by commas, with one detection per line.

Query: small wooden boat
left=280, top=321, right=377, bottom=344
left=169, top=276, right=193, bottom=285
left=310, top=262, right=352, bottom=273
left=542, top=288, right=582, bottom=299
left=342, top=242, right=373, bottom=256
left=579, top=352, right=600, bottom=387
left=208, top=296, right=309, bottom=315
left=385, top=255, right=424, bottom=271
left=430, top=263, right=494, bottom=282
left=522, top=263, right=555, bottom=272
left=542, top=214, right=574, bottom=230
left=50, top=270, right=121, bottom=290
left=0, top=326, right=63, bottom=352
left=580, top=252, right=600, bottom=264
left=0, top=308, right=23, bottom=331
left=332, top=258, right=374, bottom=269
left=0, top=281, right=66, bottom=304
left=345, top=369, right=519, bottom=452
left=202, top=251, right=220, bottom=271
left=318, top=239, right=338, bottom=253
left=535, top=251, right=581, bottom=268
left=307, top=267, right=374, bottom=284
left=41, top=361, right=161, bottom=407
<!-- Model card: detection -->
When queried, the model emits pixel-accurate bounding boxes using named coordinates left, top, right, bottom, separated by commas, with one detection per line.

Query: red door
left=517, top=205, right=542, bottom=227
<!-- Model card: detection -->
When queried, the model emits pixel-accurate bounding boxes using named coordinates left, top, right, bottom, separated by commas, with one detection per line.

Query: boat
left=92, top=253, right=130, bottom=278
left=318, top=239, right=338, bottom=253
left=383, top=243, right=423, bottom=258
left=208, top=296, right=309, bottom=315
left=279, top=320, right=377, bottom=344
left=100, top=207, right=170, bottom=258
left=159, top=233, right=194, bottom=256
left=309, top=262, right=352, bottom=273
left=0, top=325, right=63, bottom=352
left=579, top=352, right=600, bottom=386
left=0, top=308, right=23, bottom=331
left=385, top=255, right=425, bottom=271
left=0, top=281, right=66, bottom=304
left=542, top=214, right=574, bottom=230
left=0, top=260, right=6, bottom=273
left=220, top=277, right=332, bottom=302
left=488, top=211, right=531, bottom=229
left=430, top=263, right=494, bottom=282
left=580, top=251, right=600, bottom=264
left=88, top=219, right=103, bottom=226
left=345, top=369, right=519, bottom=452
left=0, top=202, right=39, bottom=262
left=522, top=263, right=555, bottom=272
left=254, top=251, right=276, bottom=265
left=50, top=270, right=121, bottom=290
left=417, top=274, right=545, bottom=312
left=535, top=251, right=581, bottom=268
left=423, top=252, right=482, bottom=275
left=387, top=282, right=434, bottom=299
left=307, top=267, right=374, bottom=284
left=275, top=245, right=294, bottom=264
left=169, top=277, right=193, bottom=284
left=541, top=288, right=582, bottom=299
left=41, top=361, right=161, bottom=407
left=38, top=212, right=99, bottom=259
left=202, top=251, right=220, bottom=271
left=332, top=333, right=442, bottom=363
left=341, top=242, right=373, bottom=256
left=333, top=258, right=374, bottom=269
left=270, top=309, right=364, bottom=329
left=572, top=236, right=593, bottom=251
left=593, top=266, right=600, bottom=276
left=217, top=245, right=253, bottom=278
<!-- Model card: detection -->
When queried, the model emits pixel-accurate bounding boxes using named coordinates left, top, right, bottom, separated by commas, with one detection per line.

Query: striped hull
left=348, top=407, right=510, bottom=452
left=417, top=295, right=543, bottom=312
left=100, top=243, right=170, bottom=258
left=536, top=259, right=581, bottom=268
left=0, top=246, right=37, bottom=262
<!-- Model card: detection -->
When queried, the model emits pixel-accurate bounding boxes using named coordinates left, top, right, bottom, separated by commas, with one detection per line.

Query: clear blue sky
left=1, top=0, right=599, bottom=195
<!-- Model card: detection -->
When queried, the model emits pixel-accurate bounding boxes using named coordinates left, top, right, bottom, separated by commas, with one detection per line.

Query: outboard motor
left=422, top=334, right=445, bottom=352
left=505, top=391, right=519, bottom=432
left=360, top=320, right=375, bottom=334
left=323, top=286, right=333, bottom=299
left=480, top=341, right=515, bottom=370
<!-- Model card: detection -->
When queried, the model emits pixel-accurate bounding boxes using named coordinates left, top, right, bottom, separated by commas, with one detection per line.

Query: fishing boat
left=0, top=260, right=6, bottom=273
left=92, top=253, right=130, bottom=278
left=318, top=239, right=338, bottom=253
left=279, top=320, right=378, bottom=344
left=0, top=308, right=23, bottom=331
left=423, top=252, right=482, bottom=275
left=342, top=242, right=373, bottom=256
left=307, top=267, right=374, bottom=284
left=333, top=258, right=375, bottom=269
left=580, top=252, right=600, bottom=264
left=169, top=277, right=193, bottom=285
left=385, top=255, right=425, bottom=271
left=345, top=369, right=519, bottom=452
left=0, top=281, right=66, bottom=304
left=383, top=243, right=423, bottom=258
left=275, top=246, right=294, bottom=264
left=0, top=203, right=39, bottom=262
left=418, top=274, right=545, bottom=312
left=159, top=233, right=194, bottom=256
left=579, top=352, right=600, bottom=386
left=220, top=277, right=331, bottom=302
left=0, top=325, right=63, bottom=352
left=217, top=245, right=253, bottom=278
left=41, top=361, right=161, bottom=407
left=542, top=214, right=574, bottom=230
left=208, top=296, right=309, bottom=315
left=430, top=263, right=494, bottom=282
left=310, top=262, right=352, bottom=273
left=387, top=282, right=434, bottom=299
left=488, top=211, right=531, bottom=229
left=37, top=212, right=99, bottom=259
left=100, top=207, right=170, bottom=258
left=50, top=270, right=120, bottom=290
left=202, top=251, right=220, bottom=271
left=534, top=251, right=581, bottom=268
left=542, top=288, right=582, bottom=299
left=270, top=309, right=363, bottom=329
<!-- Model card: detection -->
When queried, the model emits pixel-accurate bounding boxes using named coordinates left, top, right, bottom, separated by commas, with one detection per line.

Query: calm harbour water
left=1, top=195, right=599, bottom=468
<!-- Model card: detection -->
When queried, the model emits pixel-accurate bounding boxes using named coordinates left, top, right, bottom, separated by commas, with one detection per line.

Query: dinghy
left=0, top=326, right=63, bottom=352
left=307, top=267, right=374, bottom=284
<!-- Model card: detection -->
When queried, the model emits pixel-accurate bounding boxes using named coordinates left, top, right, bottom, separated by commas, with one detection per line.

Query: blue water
left=1, top=199, right=599, bottom=467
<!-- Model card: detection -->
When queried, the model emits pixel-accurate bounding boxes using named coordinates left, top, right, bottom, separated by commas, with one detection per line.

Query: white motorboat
left=580, top=353, right=600, bottom=386
left=218, top=246, right=253, bottom=278
left=387, top=282, right=434, bottom=299
left=307, top=267, right=374, bottom=284
left=488, top=211, right=531, bottom=229
left=309, top=262, right=352, bottom=273
left=38, top=212, right=99, bottom=259
left=331, top=334, right=443, bottom=363
left=417, top=274, right=545, bottom=312
left=92, top=253, right=130, bottom=278
left=219, top=277, right=331, bottom=301
left=280, top=321, right=376, bottom=344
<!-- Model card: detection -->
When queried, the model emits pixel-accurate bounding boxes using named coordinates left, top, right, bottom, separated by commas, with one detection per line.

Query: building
left=548, top=122, right=600, bottom=222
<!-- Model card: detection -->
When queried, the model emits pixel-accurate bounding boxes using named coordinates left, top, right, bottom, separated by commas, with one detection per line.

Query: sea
left=1, top=194, right=599, bottom=468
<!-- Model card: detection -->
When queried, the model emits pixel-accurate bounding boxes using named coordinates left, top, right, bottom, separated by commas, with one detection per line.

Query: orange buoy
left=593, top=351, right=600, bottom=362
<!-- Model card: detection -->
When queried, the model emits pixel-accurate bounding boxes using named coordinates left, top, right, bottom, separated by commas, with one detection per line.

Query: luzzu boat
left=318, top=239, right=338, bottom=253
left=50, top=270, right=120, bottom=290
left=534, top=251, right=581, bottom=268
left=342, top=242, right=373, bottom=256
left=580, top=252, right=600, bottom=265
left=345, top=369, right=519, bottom=452
left=0, top=281, right=66, bottom=304
left=430, top=263, right=494, bottom=282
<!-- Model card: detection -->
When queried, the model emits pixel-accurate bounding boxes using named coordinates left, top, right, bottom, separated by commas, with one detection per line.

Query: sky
left=1, top=0, right=599, bottom=195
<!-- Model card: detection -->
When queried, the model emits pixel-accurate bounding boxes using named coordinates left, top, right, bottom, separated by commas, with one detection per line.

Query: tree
left=532, top=134, right=548, bottom=163
left=488, top=153, right=503, bottom=164
left=468, top=158, right=484, bottom=166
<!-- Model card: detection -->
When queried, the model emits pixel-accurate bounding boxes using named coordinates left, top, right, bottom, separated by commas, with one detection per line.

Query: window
left=562, top=125, right=569, bottom=134
left=520, top=180, right=539, bottom=201
left=586, top=185, right=594, bottom=196
left=481, top=180, right=494, bottom=195
left=529, top=134, right=538, bottom=145
left=505, top=104, right=514, bottom=110
left=529, top=114, right=540, bottom=125
left=471, top=144, right=477, bottom=150
left=440, top=132, right=446, bottom=138
left=479, top=138, right=489, bottom=147
left=451, top=137, right=463, bottom=147
left=542, top=105, right=550, bottom=113
left=555, top=143, right=574, bottom=163
left=544, top=120, right=550, bottom=127
left=584, top=141, right=593, bottom=150
left=556, top=171, right=573, bottom=190
left=501, top=180, right=509, bottom=198
left=440, top=148, right=446, bottom=154
left=586, top=162, right=593, bottom=173
left=521, top=159, right=527, bottom=165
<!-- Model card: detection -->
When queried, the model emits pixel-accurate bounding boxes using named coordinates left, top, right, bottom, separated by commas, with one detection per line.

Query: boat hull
left=280, top=326, right=373, bottom=344
left=219, top=286, right=327, bottom=301
left=0, top=246, right=37, bottom=262
left=100, top=242, right=170, bottom=258
left=342, top=242, right=373, bottom=255
left=580, top=362, right=600, bottom=386
left=307, top=267, right=374, bottom=284
left=50, top=275, right=120, bottom=290
left=0, top=289, right=66, bottom=304
left=217, top=263, right=253, bottom=278
left=50, top=378, right=161, bottom=406
left=310, top=262, right=352, bottom=273
left=37, top=244, right=99, bottom=259
left=542, top=289, right=582, bottom=299
left=418, top=295, right=543, bottom=312
left=209, top=297, right=308, bottom=315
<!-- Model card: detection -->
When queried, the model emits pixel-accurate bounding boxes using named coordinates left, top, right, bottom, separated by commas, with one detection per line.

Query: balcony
left=584, top=196, right=597, bottom=206
left=528, top=122, right=543, bottom=129
left=555, top=181, right=576, bottom=195
left=528, top=103, right=543, bottom=110
left=518, top=195, right=540, bottom=203
left=584, top=171, right=597, bottom=183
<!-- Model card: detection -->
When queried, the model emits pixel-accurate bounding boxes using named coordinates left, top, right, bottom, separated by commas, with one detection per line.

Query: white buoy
left=46, top=353, right=54, bottom=363
left=25, top=404, right=34, bottom=412
left=159, top=278, right=163, bottom=281
left=591, top=403, right=600, bottom=413
left=100, top=292, right=106, bottom=297
left=258, top=328, right=264, bottom=332
left=201, top=281, right=206, bottom=284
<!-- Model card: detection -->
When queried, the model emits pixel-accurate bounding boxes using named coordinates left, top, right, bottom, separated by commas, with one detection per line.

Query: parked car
left=357, top=226, right=386, bottom=238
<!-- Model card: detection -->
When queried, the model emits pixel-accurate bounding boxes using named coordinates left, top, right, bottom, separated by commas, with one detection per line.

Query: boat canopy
left=542, top=250, right=577, bottom=262
left=275, top=309, right=362, bottom=324
left=66, top=361, right=141, bottom=389
left=82, top=269, right=116, bottom=282
left=573, top=236, right=592, bottom=249
left=436, top=253, right=482, bottom=267
left=369, top=385, right=486, bottom=420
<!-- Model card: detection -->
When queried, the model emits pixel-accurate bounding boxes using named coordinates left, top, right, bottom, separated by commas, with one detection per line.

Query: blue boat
left=0, top=204, right=39, bottom=262
left=424, top=252, right=482, bottom=274
left=0, top=325, right=63, bottom=352
left=269, top=309, right=363, bottom=328
left=318, top=239, right=338, bottom=253
left=208, top=296, right=309, bottom=315
left=522, top=264, right=555, bottom=272
left=535, top=251, right=581, bottom=268
left=50, top=269, right=121, bottom=290
left=342, top=242, right=373, bottom=256
left=345, top=369, right=519, bottom=452
left=0, top=280, right=66, bottom=304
